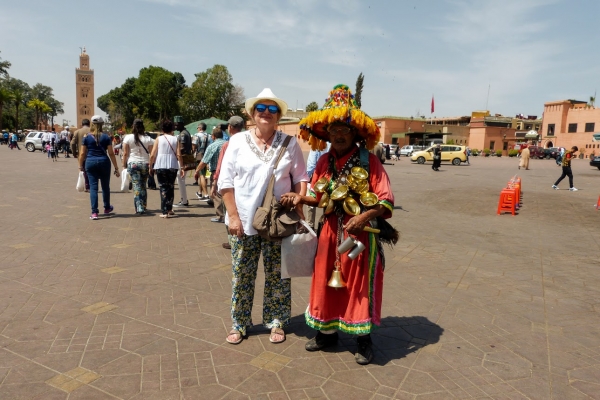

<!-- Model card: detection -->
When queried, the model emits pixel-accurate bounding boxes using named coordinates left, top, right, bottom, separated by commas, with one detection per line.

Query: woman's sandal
left=226, top=330, right=245, bottom=345
left=269, top=328, right=286, bottom=344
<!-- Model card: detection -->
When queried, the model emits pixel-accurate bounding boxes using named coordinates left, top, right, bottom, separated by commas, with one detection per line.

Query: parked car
left=400, top=145, right=426, bottom=157
left=25, top=131, right=45, bottom=152
left=544, top=147, right=561, bottom=159
left=411, top=145, right=467, bottom=165
left=590, top=155, right=600, bottom=170
left=527, top=146, right=546, bottom=159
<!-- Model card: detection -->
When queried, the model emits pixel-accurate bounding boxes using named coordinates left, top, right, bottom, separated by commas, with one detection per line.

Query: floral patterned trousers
left=127, top=162, right=149, bottom=213
left=229, top=234, right=291, bottom=336
left=155, top=168, right=177, bottom=214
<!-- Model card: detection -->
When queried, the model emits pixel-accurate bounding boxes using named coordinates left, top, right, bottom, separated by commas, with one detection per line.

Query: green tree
left=306, top=101, right=319, bottom=112
left=0, top=88, right=13, bottom=130
left=355, top=72, right=364, bottom=108
left=27, top=98, right=48, bottom=129
left=135, top=66, right=185, bottom=122
left=0, top=52, right=10, bottom=78
left=98, top=77, right=140, bottom=131
left=179, top=64, right=242, bottom=121
left=12, top=89, right=24, bottom=133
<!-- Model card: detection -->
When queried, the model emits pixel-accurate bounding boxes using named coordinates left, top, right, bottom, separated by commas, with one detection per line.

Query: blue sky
left=1, top=0, right=598, bottom=124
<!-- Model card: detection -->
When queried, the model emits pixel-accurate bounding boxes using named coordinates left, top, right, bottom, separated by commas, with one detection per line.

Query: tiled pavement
left=1, top=147, right=600, bottom=399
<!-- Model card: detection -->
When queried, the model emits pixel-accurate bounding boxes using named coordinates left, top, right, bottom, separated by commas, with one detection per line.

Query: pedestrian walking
left=149, top=120, right=183, bottom=218
left=122, top=119, right=155, bottom=215
left=552, top=146, right=579, bottom=191
left=519, top=144, right=530, bottom=170
left=195, top=127, right=226, bottom=222
left=10, top=132, right=21, bottom=150
left=79, top=115, right=121, bottom=220
left=174, top=117, right=192, bottom=207
left=71, top=119, right=91, bottom=192
left=49, top=138, right=58, bottom=161
left=432, top=144, right=442, bottom=171
left=193, top=123, right=209, bottom=193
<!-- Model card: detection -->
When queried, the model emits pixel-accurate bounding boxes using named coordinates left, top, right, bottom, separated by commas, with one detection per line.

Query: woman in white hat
left=218, top=88, right=309, bottom=345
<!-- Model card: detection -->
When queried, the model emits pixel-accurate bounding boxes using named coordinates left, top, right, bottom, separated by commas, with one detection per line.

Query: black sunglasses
left=255, top=104, right=279, bottom=114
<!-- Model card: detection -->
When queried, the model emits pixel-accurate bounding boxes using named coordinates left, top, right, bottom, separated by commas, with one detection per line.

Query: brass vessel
left=313, top=177, right=329, bottom=193
left=330, top=185, right=349, bottom=201
left=351, top=166, right=368, bottom=180
left=343, top=197, right=361, bottom=216
left=354, top=180, right=369, bottom=194
left=324, top=199, right=335, bottom=214
left=318, top=192, right=330, bottom=208
left=360, top=192, right=379, bottom=207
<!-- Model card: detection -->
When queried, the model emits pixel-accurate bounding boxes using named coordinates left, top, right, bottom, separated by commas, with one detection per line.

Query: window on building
left=568, top=123, right=577, bottom=133
left=490, top=141, right=495, bottom=150
left=585, top=123, right=595, bottom=132
left=547, top=124, right=555, bottom=135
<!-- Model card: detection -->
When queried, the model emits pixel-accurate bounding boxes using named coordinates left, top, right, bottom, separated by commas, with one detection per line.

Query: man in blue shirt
left=10, top=132, right=21, bottom=150
left=196, top=128, right=226, bottom=222
left=306, top=142, right=330, bottom=227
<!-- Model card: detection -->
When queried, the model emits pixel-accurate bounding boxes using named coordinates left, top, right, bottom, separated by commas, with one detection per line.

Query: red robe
left=305, top=147, right=394, bottom=334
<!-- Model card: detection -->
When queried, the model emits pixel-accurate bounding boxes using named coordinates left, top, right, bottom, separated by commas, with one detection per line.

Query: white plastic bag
left=120, top=169, right=130, bottom=192
left=281, top=220, right=318, bottom=278
left=76, top=171, right=85, bottom=192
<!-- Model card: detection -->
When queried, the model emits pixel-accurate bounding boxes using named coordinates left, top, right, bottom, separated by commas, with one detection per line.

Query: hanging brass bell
left=327, top=262, right=346, bottom=288
left=360, top=192, right=379, bottom=207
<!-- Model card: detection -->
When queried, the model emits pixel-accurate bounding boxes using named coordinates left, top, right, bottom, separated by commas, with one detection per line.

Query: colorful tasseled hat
left=299, top=84, right=380, bottom=150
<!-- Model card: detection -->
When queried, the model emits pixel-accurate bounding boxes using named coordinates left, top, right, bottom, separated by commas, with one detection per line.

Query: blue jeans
left=86, top=158, right=112, bottom=214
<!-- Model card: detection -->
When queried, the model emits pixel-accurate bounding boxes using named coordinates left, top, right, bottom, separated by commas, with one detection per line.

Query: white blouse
left=153, top=135, right=179, bottom=169
left=123, top=134, right=154, bottom=164
left=218, top=130, right=309, bottom=236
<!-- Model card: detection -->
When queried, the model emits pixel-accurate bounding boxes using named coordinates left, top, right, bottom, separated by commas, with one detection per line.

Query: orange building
left=75, top=48, right=94, bottom=128
left=540, top=99, right=600, bottom=158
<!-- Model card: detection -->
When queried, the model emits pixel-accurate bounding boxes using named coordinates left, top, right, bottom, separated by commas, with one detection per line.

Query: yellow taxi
left=410, top=145, right=467, bottom=166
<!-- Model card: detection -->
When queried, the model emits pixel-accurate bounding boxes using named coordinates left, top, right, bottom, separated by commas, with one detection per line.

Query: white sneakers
left=552, top=185, right=578, bottom=191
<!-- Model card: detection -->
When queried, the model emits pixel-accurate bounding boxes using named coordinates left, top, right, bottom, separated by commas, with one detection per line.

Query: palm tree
left=27, top=98, right=48, bottom=129
left=0, top=88, right=14, bottom=131
left=12, top=89, right=24, bottom=134
left=590, top=96, right=596, bottom=108
left=0, top=52, right=10, bottom=78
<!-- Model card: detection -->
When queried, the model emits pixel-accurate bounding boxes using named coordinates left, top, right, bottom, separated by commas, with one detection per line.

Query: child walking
left=49, top=139, right=58, bottom=162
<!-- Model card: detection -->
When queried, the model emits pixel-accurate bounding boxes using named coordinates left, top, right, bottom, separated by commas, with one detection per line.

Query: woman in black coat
left=432, top=144, right=442, bottom=171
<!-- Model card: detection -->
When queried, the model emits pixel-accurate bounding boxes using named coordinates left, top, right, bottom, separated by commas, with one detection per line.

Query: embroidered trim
left=245, top=131, right=283, bottom=163
left=305, top=308, right=379, bottom=334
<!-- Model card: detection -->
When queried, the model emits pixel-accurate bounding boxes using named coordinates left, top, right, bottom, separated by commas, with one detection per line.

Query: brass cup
left=324, top=199, right=335, bottom=214
left=351, top=166, right=368, bottom=180
left=360, top=192, right=379, bottom=207
left=313, top=177, right=329, bottom=193
left=355, top=180, right=369, bottom=194
left=318, top=192, right=330, bottom=208
left=330, top=185, right=349, bottom=201
left=346, top=174, right=358, bottom=190
left=343, top=197, right=361, bottom=216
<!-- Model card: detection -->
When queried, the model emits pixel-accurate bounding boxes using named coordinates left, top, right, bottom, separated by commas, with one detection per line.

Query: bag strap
left=260, top=134, right=293, bottom=208
left=163, top=135, right=177, bottom=155
left=138, top=139, right=149, bottom=155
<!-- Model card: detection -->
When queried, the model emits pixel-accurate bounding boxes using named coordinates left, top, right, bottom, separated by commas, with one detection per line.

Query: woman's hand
left=228, top=215, right=244, bottom=238
left=343, top=214, right=369, bottom=236
left=280, top=192, right=302, bottom=208
left=180, top=169, right=185, bottom=178
left=114, top=169, right=121, bottom=178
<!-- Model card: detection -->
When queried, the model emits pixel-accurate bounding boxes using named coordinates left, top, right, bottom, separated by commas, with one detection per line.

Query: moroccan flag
left=431, top=95, right=435, bottom=114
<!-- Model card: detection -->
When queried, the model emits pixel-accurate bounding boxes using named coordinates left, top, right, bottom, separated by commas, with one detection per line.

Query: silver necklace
left=255, top=129, right=276, bottom=152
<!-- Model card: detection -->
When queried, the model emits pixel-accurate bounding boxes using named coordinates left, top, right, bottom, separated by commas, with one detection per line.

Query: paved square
left=1, top=148, right=599, bottom=399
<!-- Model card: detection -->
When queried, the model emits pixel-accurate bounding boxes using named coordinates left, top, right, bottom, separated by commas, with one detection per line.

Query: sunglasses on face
left=255, top=104, right=279, bottom=114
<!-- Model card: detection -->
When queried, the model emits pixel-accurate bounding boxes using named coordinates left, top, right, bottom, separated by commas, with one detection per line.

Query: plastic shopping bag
left=76, top=171, right=85, bottom=192
left=120, top=169, right=130, bottom=192
left=281, top=220, right=318, bottom=278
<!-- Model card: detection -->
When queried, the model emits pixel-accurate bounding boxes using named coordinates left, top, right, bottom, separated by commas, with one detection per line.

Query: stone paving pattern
left=1, top=148, right=600, bottom=399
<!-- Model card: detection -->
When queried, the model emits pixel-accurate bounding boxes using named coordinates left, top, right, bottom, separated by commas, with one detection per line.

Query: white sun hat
left=245, top=88, right=288, bottom=117
left=91, top=115, right=104, bottom=124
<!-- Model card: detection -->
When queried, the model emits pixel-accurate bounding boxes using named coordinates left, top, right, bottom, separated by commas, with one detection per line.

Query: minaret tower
left=75, top=47, right=94, bottom=127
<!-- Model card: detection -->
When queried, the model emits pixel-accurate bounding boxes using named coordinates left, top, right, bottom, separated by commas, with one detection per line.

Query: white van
left=399, top=145, right=426, bottom=157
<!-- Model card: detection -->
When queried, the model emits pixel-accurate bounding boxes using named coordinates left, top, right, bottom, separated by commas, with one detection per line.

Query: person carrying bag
left=252, top=135, right=301, bottom=240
